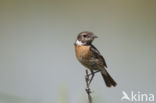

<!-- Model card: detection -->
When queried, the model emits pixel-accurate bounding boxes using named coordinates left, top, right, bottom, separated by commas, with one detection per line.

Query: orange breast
left=75, top=45, right=90, bottom=62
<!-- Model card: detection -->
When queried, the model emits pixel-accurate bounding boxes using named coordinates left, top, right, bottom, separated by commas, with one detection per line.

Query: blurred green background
left=0, top=0, right=156, bottom=103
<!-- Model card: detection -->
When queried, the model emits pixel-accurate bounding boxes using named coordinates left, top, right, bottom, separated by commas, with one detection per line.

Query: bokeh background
left=0, top=0, right=156, bottom=103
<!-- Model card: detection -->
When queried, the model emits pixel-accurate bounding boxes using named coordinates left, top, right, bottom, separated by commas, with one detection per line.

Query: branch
left=85, top=70, right=92, bottom=103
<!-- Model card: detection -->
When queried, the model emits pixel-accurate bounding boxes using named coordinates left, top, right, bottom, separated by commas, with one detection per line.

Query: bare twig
left=85, top=70, right=92, bottom=103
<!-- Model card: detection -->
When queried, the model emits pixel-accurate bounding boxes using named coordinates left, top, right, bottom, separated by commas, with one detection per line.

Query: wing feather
left=90, top=44, right=108, bottom=68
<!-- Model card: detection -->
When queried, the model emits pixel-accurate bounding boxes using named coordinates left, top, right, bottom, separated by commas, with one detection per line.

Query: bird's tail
left=101, top=69, right=117, bottom=87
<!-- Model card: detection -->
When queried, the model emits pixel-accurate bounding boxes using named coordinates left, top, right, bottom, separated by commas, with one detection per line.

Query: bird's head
left=76, top=31, right=98, bottom=45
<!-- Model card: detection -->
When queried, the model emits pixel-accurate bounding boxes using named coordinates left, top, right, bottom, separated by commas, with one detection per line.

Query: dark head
left=75, top=31, right=98, bottom=45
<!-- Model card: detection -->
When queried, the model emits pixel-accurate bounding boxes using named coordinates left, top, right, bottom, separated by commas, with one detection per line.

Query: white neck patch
left=76, top=40, right=84, bottom=45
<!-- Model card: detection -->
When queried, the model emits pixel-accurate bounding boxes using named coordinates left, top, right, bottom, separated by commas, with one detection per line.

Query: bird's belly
left=75, top=45, right=101, bottom=70
left=81, top=60, right=100, bottom=70
left=81, top=57, right=103, bottom=70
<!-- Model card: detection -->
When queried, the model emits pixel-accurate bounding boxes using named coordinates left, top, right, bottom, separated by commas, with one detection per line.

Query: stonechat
left=74, top=31, right=117, bottom=87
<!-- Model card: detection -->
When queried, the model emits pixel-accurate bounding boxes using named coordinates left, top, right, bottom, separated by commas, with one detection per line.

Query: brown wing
left=90, top=44, right=107, bottom=68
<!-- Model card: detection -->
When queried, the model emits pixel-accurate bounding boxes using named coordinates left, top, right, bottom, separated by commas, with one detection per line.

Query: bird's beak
left=93, top=35, right=98, bottom=38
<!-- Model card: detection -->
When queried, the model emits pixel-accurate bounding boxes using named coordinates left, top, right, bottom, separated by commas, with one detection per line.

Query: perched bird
left=74, top=31, right=117, bottom=87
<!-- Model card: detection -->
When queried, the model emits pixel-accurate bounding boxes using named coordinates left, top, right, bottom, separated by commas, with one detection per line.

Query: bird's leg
left=88, top=70, right=100, bottom=76
left=93, top=70, right=100, bottom=74
left=88, top=71, right=94, bottom=85
left=88, top=70, right=101, bottom=85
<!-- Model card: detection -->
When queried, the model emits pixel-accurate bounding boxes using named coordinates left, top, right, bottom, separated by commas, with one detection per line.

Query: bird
left=74, top=31, right=117, bottom=87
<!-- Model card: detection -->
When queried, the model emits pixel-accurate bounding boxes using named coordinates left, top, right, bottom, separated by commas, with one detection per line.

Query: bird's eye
left=83, top=35, right=87, bottom=37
